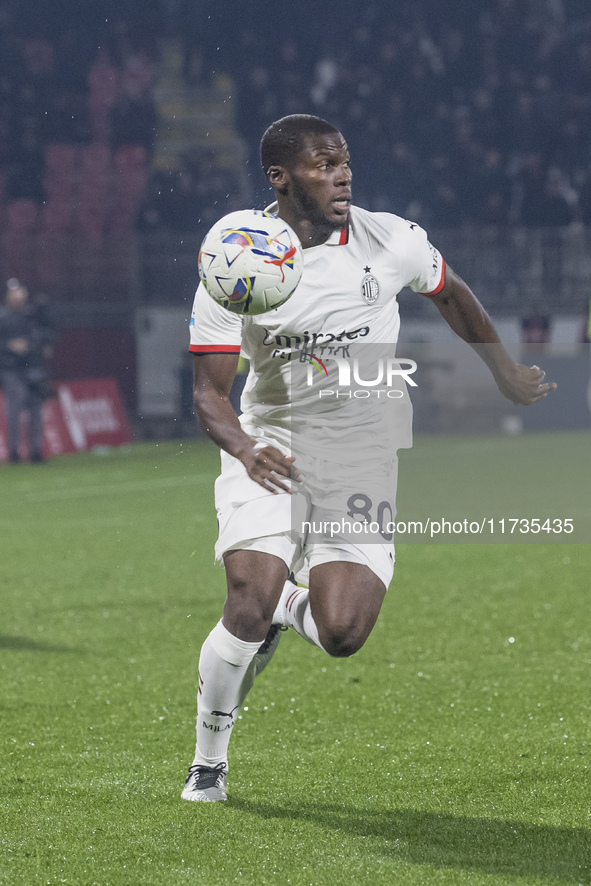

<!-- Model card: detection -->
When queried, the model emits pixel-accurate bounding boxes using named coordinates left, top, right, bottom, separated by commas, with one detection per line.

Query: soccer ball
left=198, top=209, right=304, bottom=315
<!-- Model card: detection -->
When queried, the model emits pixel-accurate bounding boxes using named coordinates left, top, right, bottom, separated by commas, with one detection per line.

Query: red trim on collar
left=338, top=225, right=349, bottom=245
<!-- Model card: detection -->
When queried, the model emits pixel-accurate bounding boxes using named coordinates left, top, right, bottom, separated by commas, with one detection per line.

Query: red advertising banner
left=0, top=377, right=132, bottom=461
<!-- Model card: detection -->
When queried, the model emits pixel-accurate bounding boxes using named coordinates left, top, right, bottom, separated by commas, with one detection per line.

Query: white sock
left=273, top=580, right=327, bottom=652
left=192, top=620, right=261, bottom=767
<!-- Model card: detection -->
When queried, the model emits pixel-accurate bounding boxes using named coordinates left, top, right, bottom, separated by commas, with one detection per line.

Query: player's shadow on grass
left=231, top=800, right=591, bottom=882
left=0, top=635, right=78, bottom=653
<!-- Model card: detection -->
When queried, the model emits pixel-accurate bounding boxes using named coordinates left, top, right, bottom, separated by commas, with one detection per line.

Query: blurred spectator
left=582, top=299, right=591, bottom=343
left=577, top=165, right=591, bottom=224
left=541, top=170, right=576, bottom=225
left=519, top=153, right=550, bottom=225
left=0, top=278, right=55, bottom=463
left=88, top=48, right=119, bottom=145
left=111, top=50, right=157, bottom=153
left=159, top=166, right=203, bottom=232
left=111, top=92, right=157, bottom=153
left=470, top=149, right=512, bottom=225
left=521, top=301, right=551, bottom=344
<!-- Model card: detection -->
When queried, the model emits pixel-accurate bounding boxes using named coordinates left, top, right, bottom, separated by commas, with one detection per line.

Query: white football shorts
left=213, top=439, right=397, bottom=590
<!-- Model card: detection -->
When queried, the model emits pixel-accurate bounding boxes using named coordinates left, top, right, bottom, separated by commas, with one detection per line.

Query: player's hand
left=240, top=444, right=300, bottom=494
left=495, top=363, right=557, bottom=406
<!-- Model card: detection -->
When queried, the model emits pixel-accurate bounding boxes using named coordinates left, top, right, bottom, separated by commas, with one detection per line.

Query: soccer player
left=182, top=114, right=556, bottom=802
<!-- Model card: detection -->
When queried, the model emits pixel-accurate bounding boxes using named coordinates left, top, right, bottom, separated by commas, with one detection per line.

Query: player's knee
left=224, top=577, right=275, bottom=634
left=321, top=624, right=366, bottom=658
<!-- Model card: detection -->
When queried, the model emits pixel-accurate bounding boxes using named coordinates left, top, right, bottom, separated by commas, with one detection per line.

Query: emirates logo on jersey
left=361, top=267, right=380, bottom=304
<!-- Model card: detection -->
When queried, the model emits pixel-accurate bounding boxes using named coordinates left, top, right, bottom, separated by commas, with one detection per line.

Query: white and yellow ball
left=198, top=209, right=304, bottom=315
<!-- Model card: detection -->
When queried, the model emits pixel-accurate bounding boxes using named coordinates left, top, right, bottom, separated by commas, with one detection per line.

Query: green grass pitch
left=1, top=433, right=590, bottom=886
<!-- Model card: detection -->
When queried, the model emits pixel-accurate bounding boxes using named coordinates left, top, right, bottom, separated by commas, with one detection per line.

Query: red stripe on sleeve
left=189, top=344, right=241, bottom=354
left=422, top=258, right=446, bottom=297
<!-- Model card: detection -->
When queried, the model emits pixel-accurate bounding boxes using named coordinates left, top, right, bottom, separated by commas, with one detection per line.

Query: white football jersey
left=189, top=205, right=445, bottom=457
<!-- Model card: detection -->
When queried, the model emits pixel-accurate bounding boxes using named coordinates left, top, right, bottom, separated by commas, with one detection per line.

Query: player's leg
left=272, top=577, right=327, bottom=649
left=28, top=386, right=45, bottom=462
left=273, top=544, right=392, bottom=656
left=221, top=549, right=288, bottom=639
left=183, top=549, right=287, bottom=801
left=183, top=441, right=298, bottom=800
left=2, top=370, right=27, bottom=462
left=308, top=560, right=386, bottom=657
left=274, top=453, right=397, bottom=654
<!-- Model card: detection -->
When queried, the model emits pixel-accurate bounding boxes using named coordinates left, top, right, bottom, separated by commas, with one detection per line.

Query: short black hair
left=260, top=114, right=340, bottom=175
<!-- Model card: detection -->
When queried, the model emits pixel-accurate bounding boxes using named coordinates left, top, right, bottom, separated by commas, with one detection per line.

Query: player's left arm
left=429, top=266, right=557, bottom=405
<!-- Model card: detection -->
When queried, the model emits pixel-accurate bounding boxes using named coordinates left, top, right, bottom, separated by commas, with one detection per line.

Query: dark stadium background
left=0, top=0, right=589, bottom=435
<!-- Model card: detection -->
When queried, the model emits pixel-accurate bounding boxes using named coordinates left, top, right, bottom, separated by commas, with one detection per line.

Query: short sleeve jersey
left=189, top=205, right=445, bottom=447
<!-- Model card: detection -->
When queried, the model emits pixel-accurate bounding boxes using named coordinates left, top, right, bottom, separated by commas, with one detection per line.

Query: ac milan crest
left=361, top=271, right=380, bottom=304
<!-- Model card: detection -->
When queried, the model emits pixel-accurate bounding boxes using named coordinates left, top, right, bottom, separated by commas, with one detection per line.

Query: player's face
left=289, top=133, right=352, bottom=230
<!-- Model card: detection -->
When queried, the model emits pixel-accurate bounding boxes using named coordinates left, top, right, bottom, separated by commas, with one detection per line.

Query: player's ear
left=267, top=165, right=290, bottom=195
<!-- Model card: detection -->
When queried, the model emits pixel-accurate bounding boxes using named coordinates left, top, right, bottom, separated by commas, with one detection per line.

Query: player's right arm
left=190, top=283, right=296, bottom=493
left=192, top=353, right=296, bottom=493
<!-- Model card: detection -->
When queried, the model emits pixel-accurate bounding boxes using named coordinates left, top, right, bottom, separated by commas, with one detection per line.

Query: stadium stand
left=201, top=0, right=591, bottom=229
left=0, top=0, right=590, bottom=316
left=2, top=1, right=591, bottom=241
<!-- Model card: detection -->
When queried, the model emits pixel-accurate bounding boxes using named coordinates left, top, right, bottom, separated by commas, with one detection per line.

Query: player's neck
left=276, top=209, right=334, bottom=250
